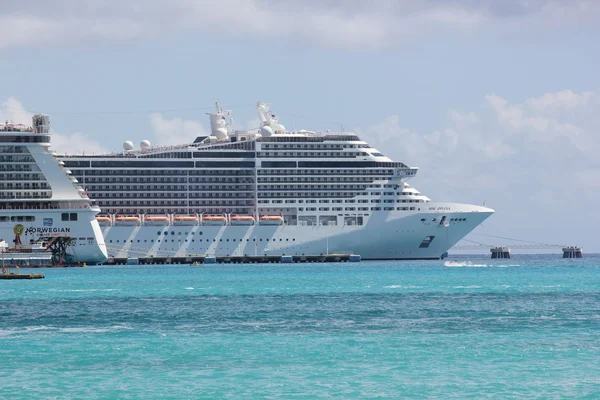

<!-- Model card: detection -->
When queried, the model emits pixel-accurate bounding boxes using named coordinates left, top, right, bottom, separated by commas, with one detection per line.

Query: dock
left=103, top=254, right=361, bottom=265
left=0, top=266, right=44, bottom=279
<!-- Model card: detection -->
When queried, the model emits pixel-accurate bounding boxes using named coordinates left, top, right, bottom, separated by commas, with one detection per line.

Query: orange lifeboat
left=95, top=215, right=112, bottom=226
left=114, top=215, right=142, bottom=226
left=144, top=215, right=170, bottom=226
left=230, top=215, right=255, bottom=226
left=259, top=215, right=284, bottom=226
left=202, top=215, right=227, bottom=226
left=173, top=214, right=200, bottom=226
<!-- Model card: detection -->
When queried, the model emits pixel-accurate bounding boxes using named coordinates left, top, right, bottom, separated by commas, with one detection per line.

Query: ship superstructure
left=0, top=116, right=108, bottom=263
left=61, top=103, right=494, bottom=260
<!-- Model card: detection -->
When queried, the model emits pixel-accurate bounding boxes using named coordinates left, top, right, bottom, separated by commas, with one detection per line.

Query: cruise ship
left=61, top=103, right=494, bottom=260
left=0, top=116, right=108, bottom=264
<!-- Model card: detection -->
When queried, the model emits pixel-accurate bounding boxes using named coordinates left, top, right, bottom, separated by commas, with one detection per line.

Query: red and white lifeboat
left=144, top=215, right=170, bottom=226
left=229, top=215, right=255, bottom=226
left=95, top=215, right=112, bottom=226
left=259, top=215, right=284, bottom=226
left=114, top=215, right=142, bottom=226
left=173, top=214, right=200, bottom=226
left=201, top=215, right=227, bottom=226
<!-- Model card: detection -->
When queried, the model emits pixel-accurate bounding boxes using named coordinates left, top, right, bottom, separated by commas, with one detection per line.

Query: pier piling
left=562, top=247, right=583, bottom=258
left=490, top=247, right=511, bottom=259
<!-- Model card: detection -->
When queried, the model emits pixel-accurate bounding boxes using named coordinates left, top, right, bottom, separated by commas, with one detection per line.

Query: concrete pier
left=562, top=247, right=583, bottom=258
left=490, top=247, right=511, bottom=259
left=103, top=254, right=360, bottom=265
left=0, top=266, right=44, bottom=279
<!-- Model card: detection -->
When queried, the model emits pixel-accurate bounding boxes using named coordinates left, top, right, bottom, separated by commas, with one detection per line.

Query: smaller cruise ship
left=0, top=116, right=108, bottom=264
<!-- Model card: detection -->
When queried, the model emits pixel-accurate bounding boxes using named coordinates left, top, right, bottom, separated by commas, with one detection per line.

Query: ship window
left=61, top=213, right=69, bottom=221
left=171, top=231, right=175, bottom=235
left=70, top=213, right=77, bottom=221
left=419, top=236, right=435, bottom=248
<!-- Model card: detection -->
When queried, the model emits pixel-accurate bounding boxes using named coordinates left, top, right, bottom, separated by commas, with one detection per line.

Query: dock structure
left=490, top=247, right=511, bottom=259
left=104, top=253, right=361, bottom=265
left=0, top=266, right=44, bottom=279
left=562, top=247, right=583, bottom=258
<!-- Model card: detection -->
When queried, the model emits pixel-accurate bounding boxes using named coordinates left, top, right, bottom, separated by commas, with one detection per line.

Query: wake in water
left=444, top=261, right=520, bottom=268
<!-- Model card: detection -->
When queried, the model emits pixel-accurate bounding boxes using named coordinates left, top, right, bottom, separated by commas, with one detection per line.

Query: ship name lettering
left=24, top=227, right=72, bottom=235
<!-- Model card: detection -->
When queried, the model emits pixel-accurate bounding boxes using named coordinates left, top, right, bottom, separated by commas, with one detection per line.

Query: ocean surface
left=2, top=254, right=600, bottom=399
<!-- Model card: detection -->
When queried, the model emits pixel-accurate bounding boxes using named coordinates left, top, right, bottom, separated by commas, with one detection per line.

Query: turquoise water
left=2, top=255, right=600, bottom=398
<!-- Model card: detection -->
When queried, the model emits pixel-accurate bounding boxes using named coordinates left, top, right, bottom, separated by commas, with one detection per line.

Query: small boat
left=259, top=215, right=284, bottom=226
left=202, top=215, right=227, bottom=226
left=229, top=215, right=255, bottom=226
left=173, top=214, right=200, bottom=226
left=95, top=215, right=112, bottom=226
left=114, top=215, right=141, bottom=226
left=144, top=215, right=170, bottom=226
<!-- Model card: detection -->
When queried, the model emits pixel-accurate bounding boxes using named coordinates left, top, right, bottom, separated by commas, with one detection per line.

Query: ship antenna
left=215, top=100, right=222, bottom=114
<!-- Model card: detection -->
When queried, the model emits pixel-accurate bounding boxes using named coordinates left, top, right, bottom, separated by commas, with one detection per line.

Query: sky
left=1, top=0, right=599, bottom=252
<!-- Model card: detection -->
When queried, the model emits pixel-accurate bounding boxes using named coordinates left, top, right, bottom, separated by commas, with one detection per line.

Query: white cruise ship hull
left=101, top=203, right=493, bottom=260
left=0, top=209, right=108, bottom=264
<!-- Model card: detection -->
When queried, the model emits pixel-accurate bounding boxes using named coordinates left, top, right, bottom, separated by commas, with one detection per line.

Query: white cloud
left=525, top=90, right=594, bottom=113
left=148, top=113, right=209, bottom=146
left=357, top=89, right=600, bottom=249
left=0, top=97, right=109, bottom=155
left=1, top=0, right=598, bottom=49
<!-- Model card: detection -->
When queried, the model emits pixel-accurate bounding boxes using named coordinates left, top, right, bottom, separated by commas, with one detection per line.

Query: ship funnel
left=207, top=101, right=229, bottom=140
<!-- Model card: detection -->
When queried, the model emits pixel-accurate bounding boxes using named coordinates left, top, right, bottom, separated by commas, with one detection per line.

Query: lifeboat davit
left=114, top=215, right=142, bottom=226
left=173, top=214, right=200, bottom=226
left=229, top=215, right=255, bottom=226
left=202, top=215, right=227, bottom=226
left=144, top=215, right=170, bottom=226
left=95, top=215, right=112, bottom=226
left=259, top=215, right=284, bottom=226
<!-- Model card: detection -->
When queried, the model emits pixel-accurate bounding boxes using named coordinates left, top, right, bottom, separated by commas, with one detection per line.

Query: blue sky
left=1, top=0, right=599, bottom=251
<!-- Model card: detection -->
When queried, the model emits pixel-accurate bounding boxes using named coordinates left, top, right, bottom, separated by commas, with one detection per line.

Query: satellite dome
left=261, top=126, right=274, bottom=137
left=123, top=141, right=134, bottom=151
left=140, top=140, right=151, bottom=151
